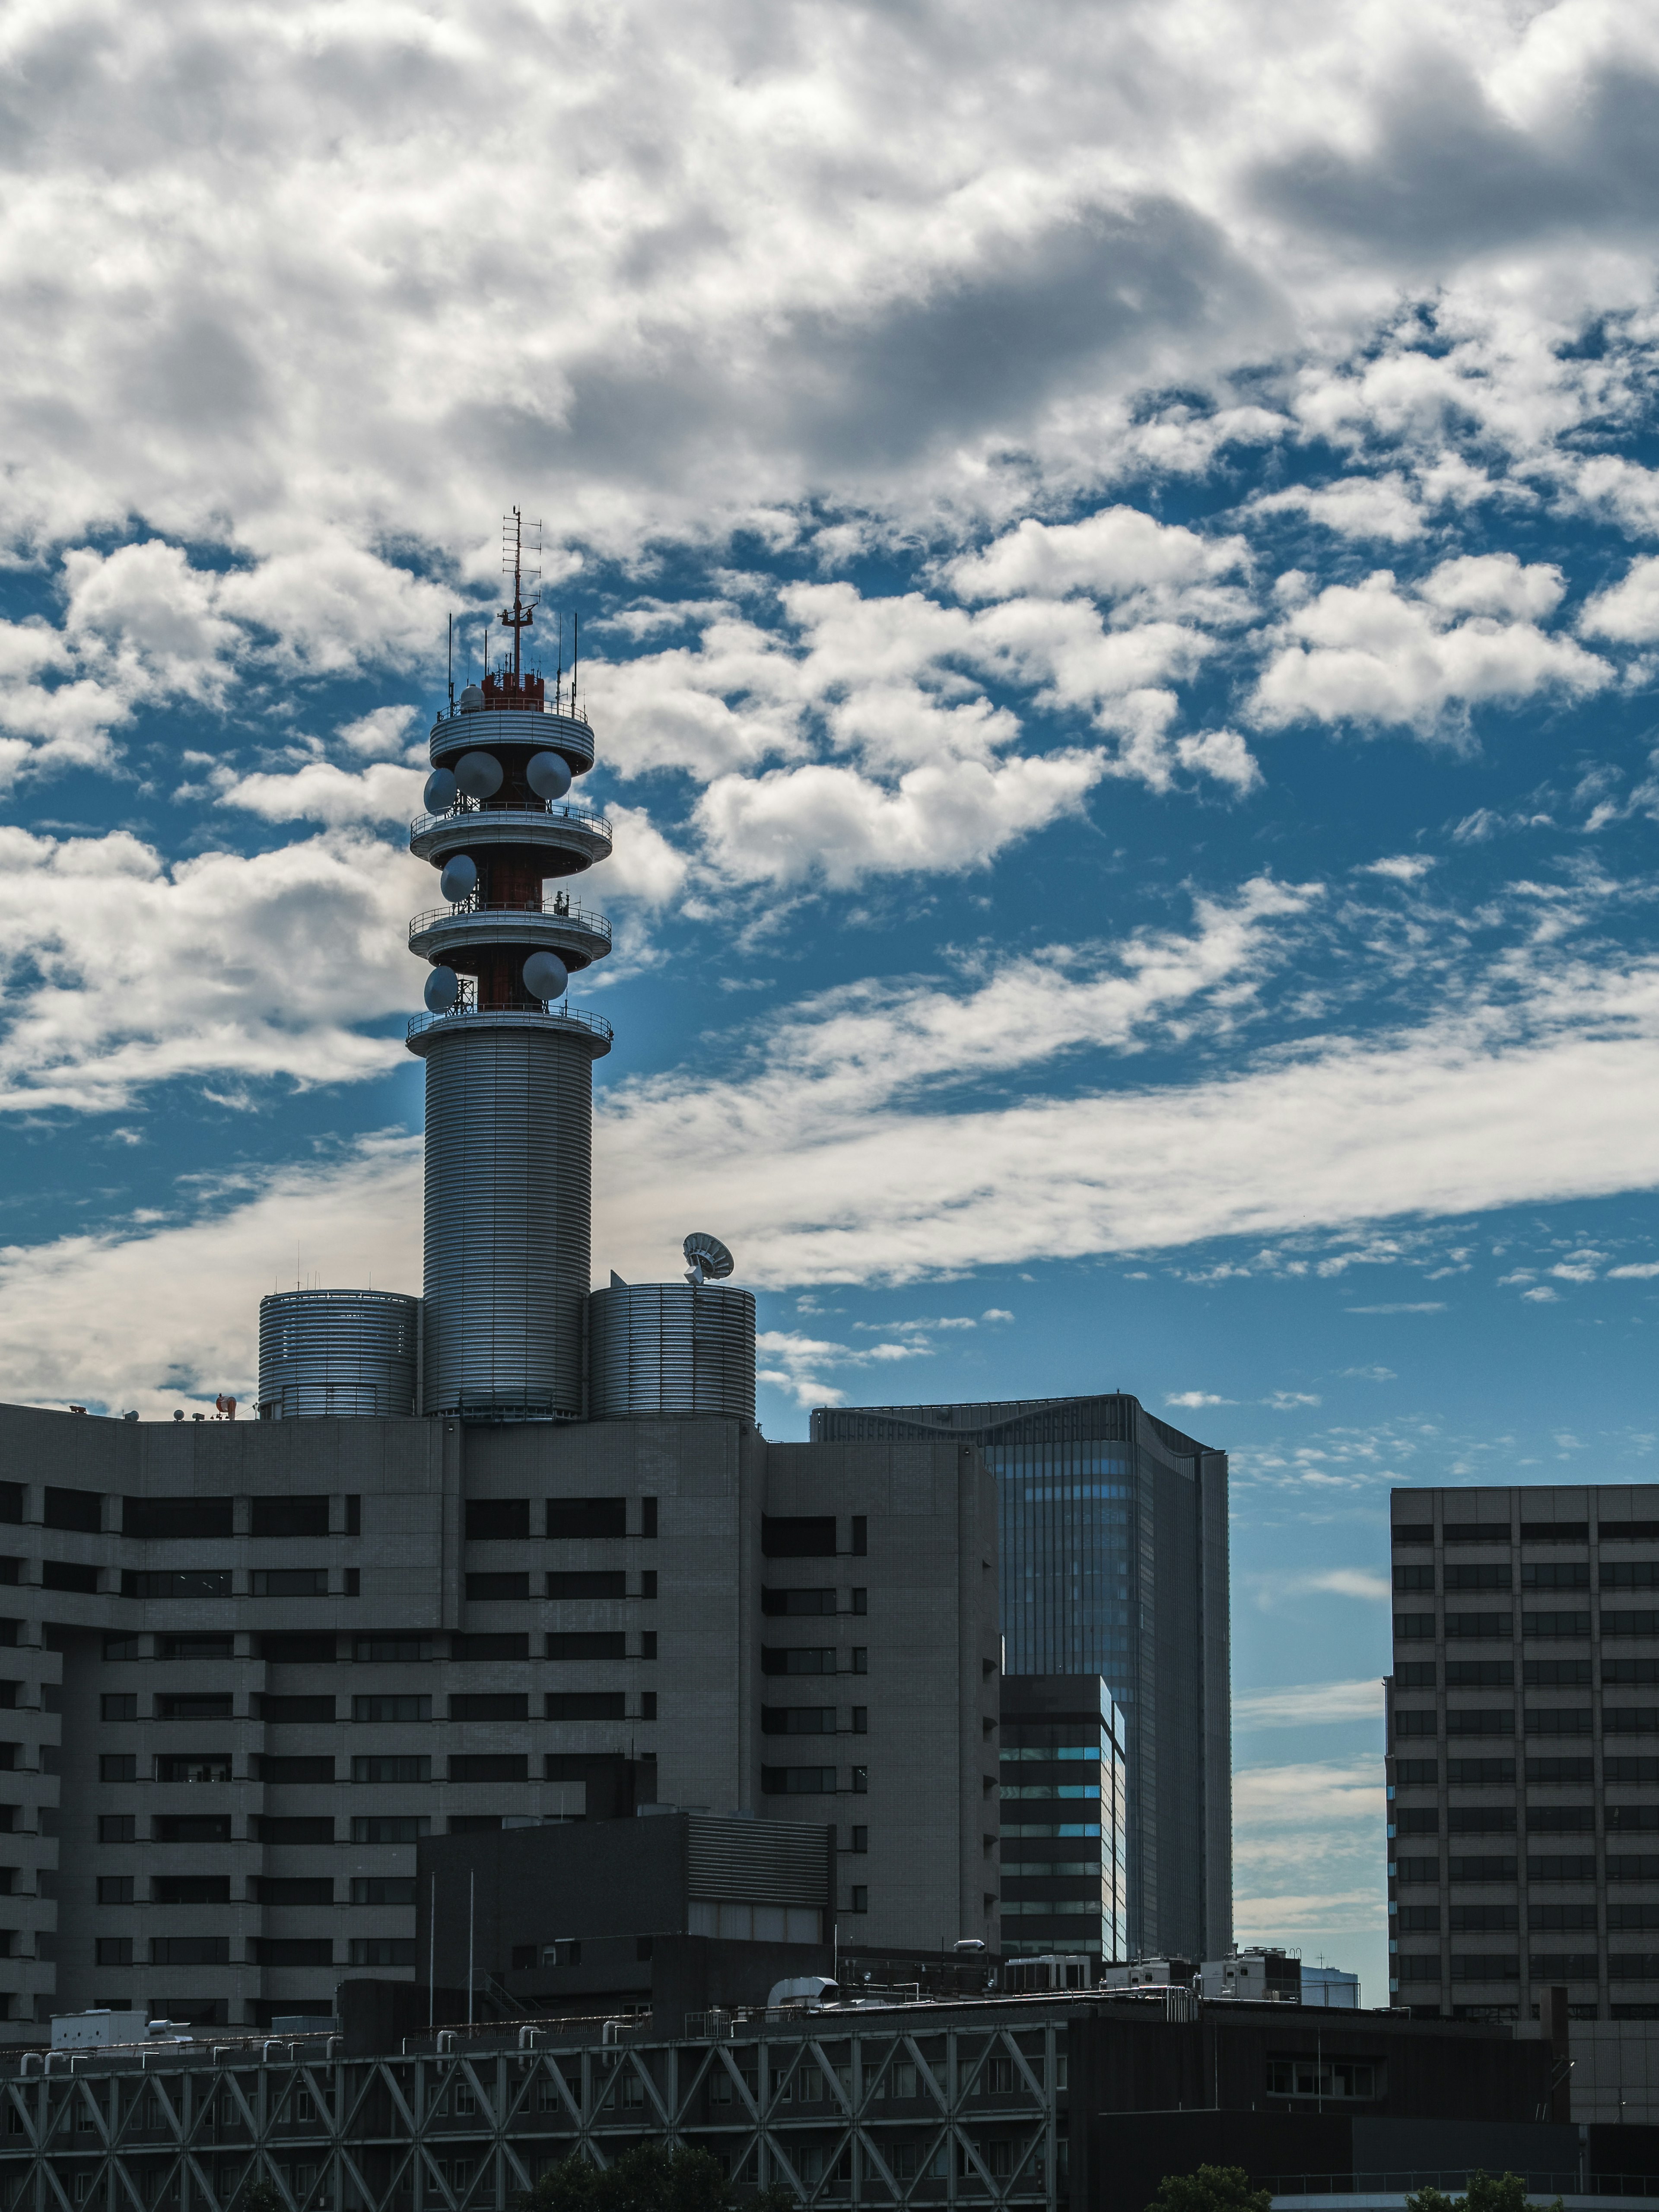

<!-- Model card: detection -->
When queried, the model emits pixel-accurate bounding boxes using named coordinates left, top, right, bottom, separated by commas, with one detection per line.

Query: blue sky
left=4, top=0, right=1659, bottom=2000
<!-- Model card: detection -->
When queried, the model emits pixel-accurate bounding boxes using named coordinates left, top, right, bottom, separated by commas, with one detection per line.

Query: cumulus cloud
left=947, top=506, right=1251, bottom=616
left=1581, top=556, right=1659, bottom=643
left=215, top=760, right=426, bottom=826
left=1252, top=474, right=1424, bottom=544
left=0, top=826, right=426, bottom=1112
left=1252, top=565, right=1609, bottom=737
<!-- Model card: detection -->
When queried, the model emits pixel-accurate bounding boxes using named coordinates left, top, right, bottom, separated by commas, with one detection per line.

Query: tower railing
left=406, top=1004, right=614, bottom=1046
left=407, top=900, right=612, bottom=943
left=409, top=796, right=611, bottom=838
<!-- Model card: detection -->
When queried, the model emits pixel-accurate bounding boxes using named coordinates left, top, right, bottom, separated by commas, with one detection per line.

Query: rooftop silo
left=587, top=1236, right=756, bottom=1424
left=257, top=1289, right=421, bottom=1419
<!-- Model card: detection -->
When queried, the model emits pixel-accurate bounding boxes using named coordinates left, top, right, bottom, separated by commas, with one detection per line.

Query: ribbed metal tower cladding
left=406, top=575, right=613, bottom=1420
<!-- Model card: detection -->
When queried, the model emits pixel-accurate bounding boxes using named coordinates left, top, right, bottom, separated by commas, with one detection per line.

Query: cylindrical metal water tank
left=257, top=1289, right=421, bottom=1419
left=420, top=1020, right=598, bottom=1418
left=587, top=1283, right=756, bottom=1423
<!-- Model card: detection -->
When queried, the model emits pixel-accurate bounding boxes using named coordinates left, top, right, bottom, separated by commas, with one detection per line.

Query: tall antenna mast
left=572, top=611, right=578, bottom=717
left=555, top=612, right=564, bottom=717
left=447, top=614, right=454, bottom=714
left=499, top=506, right=539, bottom=685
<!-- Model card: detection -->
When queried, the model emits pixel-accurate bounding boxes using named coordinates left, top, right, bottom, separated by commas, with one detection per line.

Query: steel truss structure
left=0, top=2013, right=1072, bottom=2212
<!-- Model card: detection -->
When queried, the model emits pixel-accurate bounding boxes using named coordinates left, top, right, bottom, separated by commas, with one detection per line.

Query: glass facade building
left=1000, top=1674, right=1128, bottom=1963
left=811, top=1392, right=1231, bottom=1961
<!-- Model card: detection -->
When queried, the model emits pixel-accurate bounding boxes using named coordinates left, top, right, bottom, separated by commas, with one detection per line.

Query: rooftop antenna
left=499, top=506, right=540, bottom=683
left=447, top=614, right=454, bottom=715
left=555, top=611, right=564, bottom=717
left=683, top=1232, right=735, bottom=1287
left=572, top=610, right=578, bottom=718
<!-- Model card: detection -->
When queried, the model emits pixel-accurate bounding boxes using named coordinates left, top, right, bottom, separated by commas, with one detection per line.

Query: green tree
left=527, top=2145, right=793, bottom=2212
left=1406, top=2173, right=1563, bottom=2212
left=237, top=2180, right=287, bottom=2212
left=1146, top=2165, right=1272, bottom=2212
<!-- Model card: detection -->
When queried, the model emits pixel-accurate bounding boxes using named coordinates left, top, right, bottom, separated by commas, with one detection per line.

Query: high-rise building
left=0, top=567, right=1002, bottom=2035
left=812, top=1395, right=1231, bottom=1960
left=998, top=1675, right=1128, bottom=1964
left=1388, top=1483, right=1659, bottom=2022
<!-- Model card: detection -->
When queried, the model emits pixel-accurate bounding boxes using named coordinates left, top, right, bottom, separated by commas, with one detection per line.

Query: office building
left=0, top=564, right=1001, bottom=2035
left=1387, top=1483, right=1659, bottom=2022
left=998, top=1676, right=1127, bottom=1964
left=814, top=1395, right=1230, bottom=1959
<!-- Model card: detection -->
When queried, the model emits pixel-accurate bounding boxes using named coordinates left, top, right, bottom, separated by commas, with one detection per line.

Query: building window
left=760, top=1766, right=836, bottom=1795
left=852, top=1708, right=868, bottom=1734
left=352, top=1816, right=431, bottom=1843
left=252, top=1496, right=329, bottom=1538
left=353, top=1637, right=433, bottom=1663
left=448, top=1754, right=528, bottom=1783
left=465, top=1573, right=530, bottom=1602
left=641, top=1497, right=658, bottom=1539
left=354, top=1695, right=431, bottom=1723
left=100, top=1694, right=137, bottom=1722
left=98, top=1817, right=134, bottom=1844
left=760, top=1588, right=836, bottom=1617
left=350, top=1938, right=416, bottom=1967
left=547, top=1633, right=626, bottom=1661
left=352, top=1755, right=432, bottom=1783
left=100, top=1755, right=136, bottom=1783
left=848, top=1826, right=868, bottom=1853
left=350, top=1877, right=415, bottom=1905
left=546, top=1498, right=627, bottom=1541
left=851, top=1517, right=868, bottom=1557
left=251, top=1568, right=330, bottom=1598
left=465, top=1500, right=530, bottom=1541
left=847, top=1887, right=868, bottom=1913
left=547, top=1571, right=626, bottom=1599
left=95, top=1938, right=131, bottom=1967
left=762, top=1517, right=838, bottom=1559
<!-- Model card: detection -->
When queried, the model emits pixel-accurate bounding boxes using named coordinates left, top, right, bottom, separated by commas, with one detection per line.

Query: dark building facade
left=0, top=1405, right=1000, bottom=2032
left=998, top=1677, right=1127, bottom=1965
left=0, top=1990, right=1627, bottom=2212
left=814, top=1395, right=1230, bottom=1960
left=1388, top=1483, right=1659, bottom=2022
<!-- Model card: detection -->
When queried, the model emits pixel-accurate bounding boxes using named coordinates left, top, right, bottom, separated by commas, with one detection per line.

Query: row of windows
left=1395, top=1661, right=1659, bottom=1688
left=92, top=1936, right=414, bottom=1967
left=95, top=1570, right=671, bottom=1602
left=0, top=1492, right=356, bottom=1539
left=1394, top=1758, right=1659, bottom=1783
left=1397, top=1904, right=1659, bottom=1931
left=96, top=1810, right=589, bottom=1843
left=94, top=1875, right=412, bottom=1904
left=1392, top=1522, right=1659, bottom=1546
left=1394, top=1953, right=1659, bottom=1981
left=1395, top=1611, right=1659, bottom=1640
left=1395, top=1709, right=1659, bottom=1738
left=103, top=1692, right=647, bottom=1723
left=1395, top=1564, right=1659, bottom=1592
left=95, top=1634, right=660, bottom=1678
left=1394, top=1807, right=1659, bottom=1834
left=1394, top=1853, right=1659, bottom=1881
left=98, top=1744, right=663, bottom=1781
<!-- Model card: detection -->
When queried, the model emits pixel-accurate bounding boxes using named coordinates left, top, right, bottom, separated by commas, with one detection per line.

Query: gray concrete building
left=1388, top=1483, right=1659, bottom=2021
left=813, top=1396, right=1230, bottom=1961
left=0, top=1405, right=998, bottom=2032
left=0, top=604, right=1004, bottom=2035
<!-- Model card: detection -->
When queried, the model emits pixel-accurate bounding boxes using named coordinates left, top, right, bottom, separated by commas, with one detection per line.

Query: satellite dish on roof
left=683, top=1232, right=734, bottom=1286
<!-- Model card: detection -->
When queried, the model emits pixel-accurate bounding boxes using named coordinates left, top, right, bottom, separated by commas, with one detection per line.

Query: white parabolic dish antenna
left=683, top=1232, right=735, bottom=1286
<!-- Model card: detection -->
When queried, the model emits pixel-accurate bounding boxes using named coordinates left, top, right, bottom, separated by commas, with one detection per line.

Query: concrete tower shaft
left=407, top=519, right=613, bottom=1419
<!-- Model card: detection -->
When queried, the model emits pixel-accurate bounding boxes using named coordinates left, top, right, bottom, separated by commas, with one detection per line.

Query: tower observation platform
left=407, top=511, right=613, bottom=1420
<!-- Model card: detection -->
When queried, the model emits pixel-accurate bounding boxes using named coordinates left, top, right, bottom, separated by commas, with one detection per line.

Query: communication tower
left=406, top=511, right=613, bottom=1418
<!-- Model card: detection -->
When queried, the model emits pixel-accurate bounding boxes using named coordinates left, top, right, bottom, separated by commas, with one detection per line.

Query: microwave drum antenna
left=683, top=1232, right=735, bottom=1286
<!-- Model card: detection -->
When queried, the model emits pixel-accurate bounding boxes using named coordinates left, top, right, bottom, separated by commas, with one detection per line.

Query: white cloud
left=1265, top=1390, right=1322, bottom=1409
left=1521, top=1284, right=1561, bottom=1302
left=947, top=507, right=1250, bottom=613
left=1609, top=1263, right=1659, bottom=1280
left=1252, top=567, right=1609, bottom=737
left=338, top=705, right=420, bottom=758
left=1233, top=1678, right=1385, bottom=1728
left=0, top=826, right=424, bottom=1112
left=214, top=760, right=426, bottom=826
left=1252, top=474, right=1423, bottom=544
left=1359, top=855, right=1435, bottom=883
left=1167, top=1390, right=1233, bottom=1408
left=1581, top=556, right=1659, bottom=644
